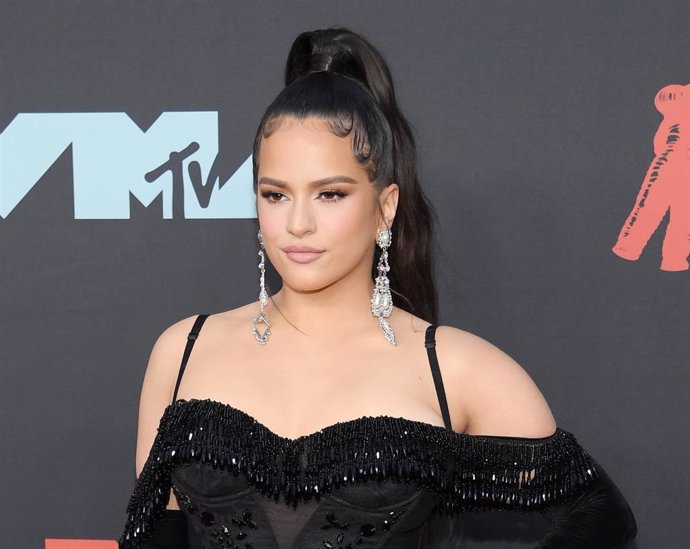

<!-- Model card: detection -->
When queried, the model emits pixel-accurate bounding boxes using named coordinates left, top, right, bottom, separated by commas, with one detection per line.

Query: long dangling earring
left=251, top=229, right=271, bottom=345
left=371, top=228, right=397, bottom=346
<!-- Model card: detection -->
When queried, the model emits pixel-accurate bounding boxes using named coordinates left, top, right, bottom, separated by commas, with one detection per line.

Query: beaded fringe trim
left=119, top=398, right=599, bottom=548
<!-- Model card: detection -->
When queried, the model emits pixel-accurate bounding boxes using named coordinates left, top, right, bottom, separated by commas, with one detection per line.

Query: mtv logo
left=0, top=112, right=257, bottom=219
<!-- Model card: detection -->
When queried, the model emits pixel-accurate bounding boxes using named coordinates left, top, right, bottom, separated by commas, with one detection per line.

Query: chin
left=281, top=278, right=332, bottom=293
left=278, top=269, right=344, bottom=293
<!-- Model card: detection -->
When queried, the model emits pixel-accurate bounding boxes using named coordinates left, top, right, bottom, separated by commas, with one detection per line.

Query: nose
left=286, top=197, right=316, bottom=237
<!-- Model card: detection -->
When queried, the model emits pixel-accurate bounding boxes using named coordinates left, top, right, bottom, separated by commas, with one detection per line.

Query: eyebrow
left=257, top=175, right=359, bottom=188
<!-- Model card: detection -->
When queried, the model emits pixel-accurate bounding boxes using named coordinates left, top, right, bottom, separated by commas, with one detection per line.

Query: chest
left=175, top=341, right=443, bottom=440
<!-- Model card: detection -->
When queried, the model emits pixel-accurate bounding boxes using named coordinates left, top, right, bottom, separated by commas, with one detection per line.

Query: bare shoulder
left=134, top=308, right=256, bottom=508
left=146, top=303, right=255, bottom=379
left=134, top=313, right=204, bottom=478
left=146, top=313, right=204, bottom=389
left=433, top=324, right=557, bottom=438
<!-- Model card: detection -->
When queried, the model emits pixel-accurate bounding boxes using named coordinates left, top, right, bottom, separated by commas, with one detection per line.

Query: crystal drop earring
left=371, top=228, right=396, bottom=346
left=251, top=229, right=271, bottom=345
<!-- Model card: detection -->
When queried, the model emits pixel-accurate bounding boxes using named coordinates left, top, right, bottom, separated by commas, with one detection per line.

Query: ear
left=377, top=183, right=399, bottom=229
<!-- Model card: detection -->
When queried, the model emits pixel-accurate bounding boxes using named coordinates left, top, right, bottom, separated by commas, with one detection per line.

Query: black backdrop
left=1, top=1, right=688, bottom=547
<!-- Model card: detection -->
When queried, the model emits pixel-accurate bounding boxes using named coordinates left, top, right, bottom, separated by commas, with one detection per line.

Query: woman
left=119, top=27, right=638, bottom=548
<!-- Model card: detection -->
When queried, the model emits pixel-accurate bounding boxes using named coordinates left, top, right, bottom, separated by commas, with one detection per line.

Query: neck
left=267, top=274, right=380, bottom=339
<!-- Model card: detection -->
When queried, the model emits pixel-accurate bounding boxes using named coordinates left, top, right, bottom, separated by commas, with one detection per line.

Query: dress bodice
left=119, top=398, right=598, bottom=549
left=118, top=315, right=599, bottom=549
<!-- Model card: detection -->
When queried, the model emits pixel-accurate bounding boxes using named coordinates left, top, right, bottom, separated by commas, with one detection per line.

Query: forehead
left=258, top=116, right=366, bottom=179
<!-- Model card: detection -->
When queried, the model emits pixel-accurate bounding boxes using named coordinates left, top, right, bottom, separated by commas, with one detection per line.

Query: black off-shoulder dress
left=119, top=314, right=637, bottom=549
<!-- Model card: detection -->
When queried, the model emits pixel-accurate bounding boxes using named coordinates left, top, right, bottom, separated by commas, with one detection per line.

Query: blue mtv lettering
left=0, top=112, right=256, bottom=219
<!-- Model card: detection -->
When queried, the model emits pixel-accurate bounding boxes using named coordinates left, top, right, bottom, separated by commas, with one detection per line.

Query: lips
left=282, top=245, right=324, bottom=253
left=282, top=246, right=324, bottom=264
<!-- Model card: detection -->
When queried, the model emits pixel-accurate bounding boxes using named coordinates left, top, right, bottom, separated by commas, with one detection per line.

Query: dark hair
left=252, top=26, right=439, bottom=325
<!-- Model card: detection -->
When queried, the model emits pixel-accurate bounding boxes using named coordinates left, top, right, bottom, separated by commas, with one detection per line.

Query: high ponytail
left=252, top=27, right=439, bottom=325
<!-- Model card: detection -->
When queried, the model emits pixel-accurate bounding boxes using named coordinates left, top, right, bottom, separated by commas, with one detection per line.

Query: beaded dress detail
left=119, top=315, right=599, bottom=549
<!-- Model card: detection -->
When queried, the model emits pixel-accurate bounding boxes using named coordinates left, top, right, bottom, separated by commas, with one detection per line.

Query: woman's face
left=256, top=116, right=398, bottom=294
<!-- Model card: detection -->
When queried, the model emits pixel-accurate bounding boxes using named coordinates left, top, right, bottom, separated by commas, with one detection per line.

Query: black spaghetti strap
left=424, top=324, right=453, bottom=431
left=171, top=314, right=210, bottom=404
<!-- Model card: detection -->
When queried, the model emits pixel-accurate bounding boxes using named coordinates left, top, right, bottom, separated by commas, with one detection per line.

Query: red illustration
left=45, top=540, right=117, bottom=549
left=612, top=83, right=689, bottom=271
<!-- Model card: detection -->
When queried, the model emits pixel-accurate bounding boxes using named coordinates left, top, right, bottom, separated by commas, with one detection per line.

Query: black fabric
left=168, top=443, right=445, bottom=549
left=536, top=456, right=638, bottom=549
left=134, top=509, right=187, bottom=549
left=119, top=315, right=637, bottom=548
left=135, top=474, right=640, bottom=549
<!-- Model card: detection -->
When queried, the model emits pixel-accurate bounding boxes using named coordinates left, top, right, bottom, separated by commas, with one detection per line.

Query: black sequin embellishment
left=315, top=505, right=408, bottom=548
left=317, top=509, right=350, bottom=548
left=119, top=398, right=599, bottom=548
left=171, top=483, right=258, bottom=548
left=382, top=507, right=407, bottom=531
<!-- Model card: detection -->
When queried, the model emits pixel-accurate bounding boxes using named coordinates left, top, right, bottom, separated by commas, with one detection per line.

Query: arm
left=535, top=455, right=637, bottom=549
left=120, top=316, right=198, bottom=549
left=439, top=327, right=638, bottom=547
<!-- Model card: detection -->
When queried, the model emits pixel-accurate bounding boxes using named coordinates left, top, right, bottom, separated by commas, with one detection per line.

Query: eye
left=318, top=190, right=347, bottom=203
left=260, top=190, right=347, bottom=204
left=260, top=191, right=285, bottom=204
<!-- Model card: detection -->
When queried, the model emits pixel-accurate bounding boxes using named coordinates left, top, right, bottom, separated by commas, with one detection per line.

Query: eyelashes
left=259, top=190, right=348, bottom=204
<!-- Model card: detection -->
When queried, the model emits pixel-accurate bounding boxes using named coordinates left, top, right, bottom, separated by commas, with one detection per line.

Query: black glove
left=125, top=509, right=188, bottom=549
left=536, top=456, right=637, bottom=549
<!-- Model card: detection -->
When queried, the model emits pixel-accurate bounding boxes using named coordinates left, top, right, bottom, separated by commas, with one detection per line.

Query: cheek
left=256, top=201, right=283, bottom=239
left=327, top=204, right=371, bottom=235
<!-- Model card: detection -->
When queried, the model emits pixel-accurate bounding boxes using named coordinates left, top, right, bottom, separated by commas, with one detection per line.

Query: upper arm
left=440, top=326, right=557, bottom=438
left=134, top=314, right=199, bottom=480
